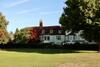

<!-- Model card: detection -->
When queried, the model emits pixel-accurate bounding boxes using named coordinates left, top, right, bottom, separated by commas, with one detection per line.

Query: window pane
left=56, top=36, right=61, bottom=40
left=47, top=36, right=50, bottom=40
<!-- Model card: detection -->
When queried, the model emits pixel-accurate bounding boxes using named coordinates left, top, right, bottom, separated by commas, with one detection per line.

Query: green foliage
left=0, top=13, right=8, bottom=29
left=14, top=27, right=40, bottom=45
left=14, top=28, right=30, bottom=44
left=60, top=0, right=83, bottom=32
left=0, top=12, right=10, bottom=44
left=59, top=0, right=100, bottom=42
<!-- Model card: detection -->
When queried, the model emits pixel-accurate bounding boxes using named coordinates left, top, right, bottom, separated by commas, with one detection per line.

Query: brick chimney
left=39, top=20, right=43, bottom=35
left=39, top=19, right=43, bottom=28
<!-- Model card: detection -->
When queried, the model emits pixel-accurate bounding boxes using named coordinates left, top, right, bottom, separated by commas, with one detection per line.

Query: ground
left=0, top=49, right=100, bottom=67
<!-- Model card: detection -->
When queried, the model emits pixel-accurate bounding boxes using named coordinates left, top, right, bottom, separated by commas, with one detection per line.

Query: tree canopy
left=59, top=0, right=100, bottom=52
left=14, top=28, right=40, bottom=44
left=59, top=0, right=100, bottom=42
left=0, top=12, right=9, bottom=44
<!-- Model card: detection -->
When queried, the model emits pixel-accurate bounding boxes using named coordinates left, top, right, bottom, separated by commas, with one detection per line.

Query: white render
left=40, top=31, right=87, bottom=45
left=39, top=28, right=96, bottom=45
left=65, top=30, right=86, bottom=43
left=40, top=35, right=65, bottom=45
left=65, top=30, right=96, bottom=44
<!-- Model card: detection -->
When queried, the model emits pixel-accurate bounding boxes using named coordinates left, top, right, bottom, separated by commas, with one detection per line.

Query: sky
left=0, top=0, right=65, bottom=32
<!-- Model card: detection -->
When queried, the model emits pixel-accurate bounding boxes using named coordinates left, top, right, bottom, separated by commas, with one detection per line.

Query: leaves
left=0, top=12, right=9, bottom=44
left=59, top=0, right=100, bottom=42
left=14, top=28, right=40, bottom=44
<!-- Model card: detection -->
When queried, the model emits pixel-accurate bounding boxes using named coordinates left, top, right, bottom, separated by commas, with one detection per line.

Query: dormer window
left=42, top=30, right=45, bottom=34
left=50, top=29, right=53, bottom=34
left=58, top=30, right=62, bottom=34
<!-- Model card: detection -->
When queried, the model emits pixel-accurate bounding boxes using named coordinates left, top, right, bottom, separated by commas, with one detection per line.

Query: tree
left=14, top=28, right=30, bottom=44
left=29, top=28, right=40, bottom=42
left=0, top=12, right=10, bottom=44
left=14, top=28, right=40, bottom=44
left=59, top=0, right=100, bottom=51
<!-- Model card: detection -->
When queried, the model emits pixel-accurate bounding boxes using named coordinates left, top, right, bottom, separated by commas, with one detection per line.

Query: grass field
left=0, top=49, right=100, bottom=67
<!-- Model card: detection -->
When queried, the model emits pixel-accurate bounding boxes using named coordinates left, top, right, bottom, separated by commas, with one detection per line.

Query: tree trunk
left=98, top=42, right=100, bottom=52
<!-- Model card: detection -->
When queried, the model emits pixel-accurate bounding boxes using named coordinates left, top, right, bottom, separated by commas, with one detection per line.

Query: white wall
left=65, top=30, right=85, bottom=42
left=40, top=35, right=65, bottom=45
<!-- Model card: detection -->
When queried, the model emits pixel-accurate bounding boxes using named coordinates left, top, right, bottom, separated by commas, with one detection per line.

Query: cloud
left=5, top=0, right=30, bottom=8
left=40, top=11, right=62, bottom=15
left=16, top=8, right=40, bottom=15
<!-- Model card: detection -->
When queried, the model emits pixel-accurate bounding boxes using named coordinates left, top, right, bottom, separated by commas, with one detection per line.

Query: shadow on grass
left=3, top=48, right=95, bottom=54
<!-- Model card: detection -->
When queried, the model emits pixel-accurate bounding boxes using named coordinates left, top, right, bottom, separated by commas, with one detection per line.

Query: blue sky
left=0, top=0, right=65, bottom=32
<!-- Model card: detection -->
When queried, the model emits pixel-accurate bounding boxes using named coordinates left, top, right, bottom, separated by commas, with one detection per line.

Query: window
left=66, top=35, right=69, bottom=41
left=44, top=36, right=50, bottom=40
left=73, top=35, right=76, bottom=40
left=44, top=36, right=46, bottom=40
left=50, top=29, right=53, bottom=34
left=45, top=29, right=49, bottom=34
left=58, top=30, right=62, bottom=34
left=42, top=30, right=45, bottom=34
left=56, top=36, right=61, bottom=40
left=47, top=36, right=50, bottom=40
left=69, top=36, right=73, bottom=41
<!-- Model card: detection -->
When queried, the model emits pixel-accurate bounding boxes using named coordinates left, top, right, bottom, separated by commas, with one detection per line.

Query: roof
left=25, top=26, right=64, bottom=29
left=42, top=26, right=64, bottom=30
left=22, top=26, right=65, bottom=35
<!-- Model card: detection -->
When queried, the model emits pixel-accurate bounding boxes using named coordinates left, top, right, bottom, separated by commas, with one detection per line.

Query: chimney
left=39, top=19, right=43, bottom=27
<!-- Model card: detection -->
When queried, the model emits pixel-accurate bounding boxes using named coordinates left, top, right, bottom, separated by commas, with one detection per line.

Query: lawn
left=0, top=49, right=100, bottom=67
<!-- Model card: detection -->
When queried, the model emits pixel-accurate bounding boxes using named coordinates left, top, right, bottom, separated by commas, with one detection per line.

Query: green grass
left=0, top=49, right=100, bottom=67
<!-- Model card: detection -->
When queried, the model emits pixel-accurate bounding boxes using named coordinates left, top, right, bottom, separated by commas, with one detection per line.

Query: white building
left=40, top=26, right=65, bottom=45
left=30, top=20, right=96, bottom=45
left=65, top=30, right=87, bottom=44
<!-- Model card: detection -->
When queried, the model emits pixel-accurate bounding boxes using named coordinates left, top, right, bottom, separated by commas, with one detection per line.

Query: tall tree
left=14, top=28, right=40, bottom=44
left=59, top=0, right=100, bottom=51
left=0, top=12, right=9, bottom=44
left=14, top=28, right=30, bottom=44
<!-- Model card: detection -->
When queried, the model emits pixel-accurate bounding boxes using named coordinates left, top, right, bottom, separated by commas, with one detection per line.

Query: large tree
left=59, top=0, right=100, bottom=51
left=14, top=28, right=40, bottom=44
left=14, top=28, right=30, bottom=44
left=0, top=12, right=9, bottom=44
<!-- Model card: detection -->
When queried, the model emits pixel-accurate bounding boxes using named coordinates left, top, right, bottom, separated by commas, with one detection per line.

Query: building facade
left=39, top=26, right=65, bottom=45
left=23, top=20, right=96, bottom=45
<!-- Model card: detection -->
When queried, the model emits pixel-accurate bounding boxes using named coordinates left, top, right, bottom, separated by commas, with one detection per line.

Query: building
left=26, top=20, right=66, bottom=45
left=65, top=30, right=87, bottom=44
left=22, top=20, right=96, bottom=45
left=40, top=26, right=65, bottom=45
